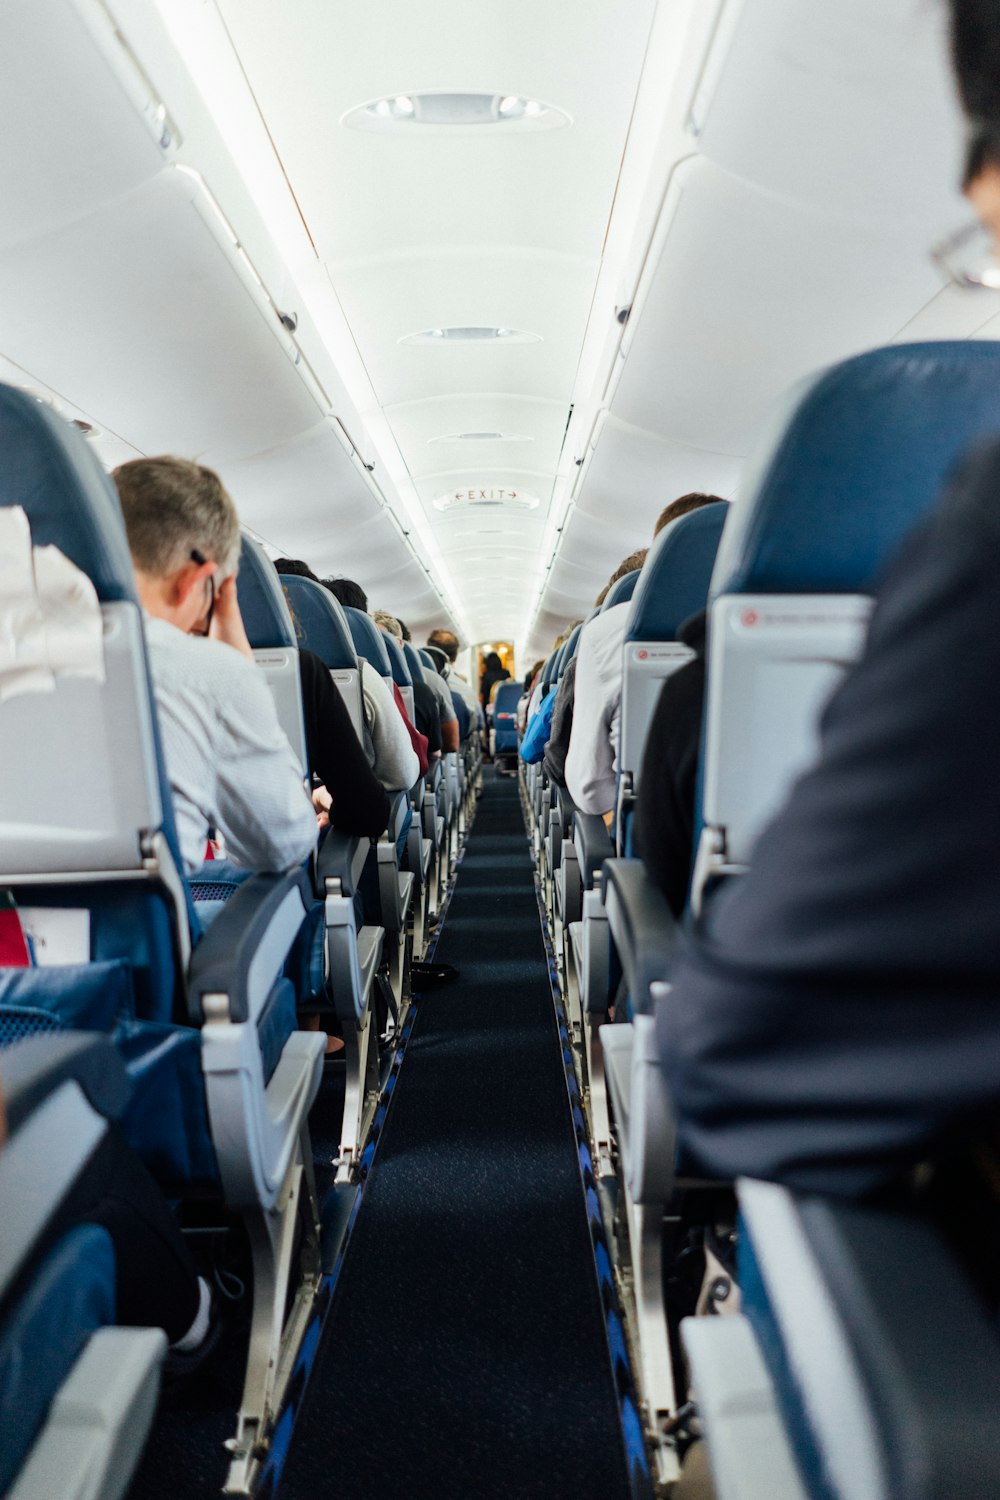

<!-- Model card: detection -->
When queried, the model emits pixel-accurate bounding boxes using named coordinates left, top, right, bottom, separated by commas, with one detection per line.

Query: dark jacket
left=660, top=441, right=1000, bottom=1199
left=542, top=656, right=578, bottom=788
left=298, top=649, right=390, bottom=838
left=633, top=612, right=706, bottom=918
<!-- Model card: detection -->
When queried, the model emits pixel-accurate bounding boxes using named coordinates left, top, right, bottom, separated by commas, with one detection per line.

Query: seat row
left=0, top=383, right=481, bottom=1499
left=520, top=341, right=1000, bottom=1495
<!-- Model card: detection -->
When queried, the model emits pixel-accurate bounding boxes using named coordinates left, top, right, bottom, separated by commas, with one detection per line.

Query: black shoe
left=410, top=960, right=459, bottom=989
left=160, top=1290, right=230, bottom=1400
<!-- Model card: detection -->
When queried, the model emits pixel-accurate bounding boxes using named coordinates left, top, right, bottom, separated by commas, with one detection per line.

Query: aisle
left=278, top=771, right=631, bottom=1500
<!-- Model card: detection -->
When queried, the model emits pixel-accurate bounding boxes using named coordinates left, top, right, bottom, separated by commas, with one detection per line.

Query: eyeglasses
left=190, top=549, right=216, bottom=637
left=930, top=218, right=1000, bottom=292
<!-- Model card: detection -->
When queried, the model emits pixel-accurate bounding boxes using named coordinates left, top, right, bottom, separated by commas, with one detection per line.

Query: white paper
left=0, top=506, right=54, bottom=699
left=18, top=906, right=91, bottom=966
left=33, top=543, right=105, bottom=685
left=0, top=505, right=105, bottom=701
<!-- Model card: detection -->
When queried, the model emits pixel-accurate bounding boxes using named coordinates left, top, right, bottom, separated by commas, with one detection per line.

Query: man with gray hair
left=113, top=456, right=317, bottom=875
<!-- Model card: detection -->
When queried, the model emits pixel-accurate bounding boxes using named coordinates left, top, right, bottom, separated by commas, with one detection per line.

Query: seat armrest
left=317, top=829, right=369, bottom=896
left=573, top=812, right=614, bottom=890
left=602, top=859, right=680, bottom=1013
left=0, top=1033, right=130, bottom=1133
left=740, top=1179, right=1000, bottom=1500
left=388, top=790, right=409, bottom=842
left=187, top=868, right=312, bottom=1025
left=555, top=784, right=577, bottom=835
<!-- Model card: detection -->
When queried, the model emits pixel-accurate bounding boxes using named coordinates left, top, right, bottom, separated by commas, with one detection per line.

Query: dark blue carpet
left=277, top=772, right=631, bottom=1499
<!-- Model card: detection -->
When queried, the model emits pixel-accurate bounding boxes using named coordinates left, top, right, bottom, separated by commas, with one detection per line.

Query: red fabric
left=0, top=909, right=31, bottom=966
left=391, top=682, right=429, bottom=779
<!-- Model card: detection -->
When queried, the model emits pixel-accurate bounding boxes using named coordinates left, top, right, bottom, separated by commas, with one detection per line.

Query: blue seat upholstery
left=625, top=504, right=728, bottom=645
left=713, top=341, right=1000, bottom=599
left=236, top=535, right=307, bottom=772
left=492, top=680, right=522, bottom=756
left=616, top=504, right=728, bottom=846
left=0, top=1035, right=165, bottom=1498
left=0, top=387, right=327, bottom=1489
left=382, top=632, right=412, bottom=689
left=346, top=608, right=393, bottom=676
left=417, top=646, right=437, bottom=675
left=601, top=568, right=640, bottom=612
left=403, top=640, right=427, bottom=685
left=696, top=341, right=1000, bottom=904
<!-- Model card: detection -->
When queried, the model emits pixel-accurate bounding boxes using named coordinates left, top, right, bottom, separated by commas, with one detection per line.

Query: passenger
left=658, top=0, right=1000, bottom=1210
left=479, top=650, right=510, bottom=712
left=423, top=644, right=466, bottom=747
left=316, top=576, right=420, bottom=794
left=113, top=458, right=316, bottom=875
left=565, top=494, right=725, bottom=826
left=373, top=609, right=439, bottom=762
left=427, top=628, right=480, bottom=722
left=273, top=560, right=390, bottom=839
left=321, top=575, right=368, bottom=612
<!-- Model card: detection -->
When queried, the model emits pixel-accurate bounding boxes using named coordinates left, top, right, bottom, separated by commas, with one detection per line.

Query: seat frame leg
left=223, top=1126, right=322, bottom=1495
left=335, top=1010, right=381, bottom=1184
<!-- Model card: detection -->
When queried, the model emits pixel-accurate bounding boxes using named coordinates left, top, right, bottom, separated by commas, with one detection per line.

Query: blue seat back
left=382, top=633, right=415, bottom=719
left=619, top=504, right=728, bottom=799
left=0, top=385, right=197, bottom=1029
left=562, top=622, right=583, bottom=665
left=346, top=608, right=393, bottom=677
left=601, top=569, right=640, bottom=612
left=695, top=341, right=1000, bottom=904
left=493, top=680, right=522, bottom=752
left=237, top=536, right=306, bottom=773
left=417, top=647, right=437, bottom=675
left=403, top=640, right=427, bottom=686
left=279, top=574, right=365, bottom=743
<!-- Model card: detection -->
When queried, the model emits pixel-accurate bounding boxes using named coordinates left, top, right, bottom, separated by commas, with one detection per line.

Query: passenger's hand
left=313, top=785, right=332, bottom=830
left=210, top=575, right=255, bottom=659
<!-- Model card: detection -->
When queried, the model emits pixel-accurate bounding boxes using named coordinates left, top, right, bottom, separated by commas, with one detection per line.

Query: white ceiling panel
left=331, top=249, right=596, bottom=409
left=212, top=0, right=657, bottom=264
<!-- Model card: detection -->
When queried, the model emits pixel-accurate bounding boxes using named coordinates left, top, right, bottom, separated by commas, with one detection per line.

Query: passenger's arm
left=440, top=717, right=460, bottom=754
left=299, top=650, right=390, bottom=838
left=363, top=666, right=421, bottom=791
left=212, top=662, right=317, bottom=872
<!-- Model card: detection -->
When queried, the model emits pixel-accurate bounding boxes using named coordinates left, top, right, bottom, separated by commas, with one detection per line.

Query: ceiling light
left=428, top=431, right=534, bottom=443
left=343, top=92, right=571, bottom=134
left=401, top=326, right=541, bottom=346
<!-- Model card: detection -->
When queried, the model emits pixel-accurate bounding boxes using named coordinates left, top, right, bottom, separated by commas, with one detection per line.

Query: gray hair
left=373, top=609, right=403, bottom=640
left=113, top=456, right=241, bottom=578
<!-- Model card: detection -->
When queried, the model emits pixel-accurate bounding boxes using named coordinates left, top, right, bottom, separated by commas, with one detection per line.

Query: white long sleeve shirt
left=361, top=662, right=421, bottom=791
left=564, top=603, right=629, bottom=816
left=144, top=615, right=317, bottom=875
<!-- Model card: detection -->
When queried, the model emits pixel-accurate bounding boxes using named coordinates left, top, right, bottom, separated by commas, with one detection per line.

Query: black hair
left=396, top=618, right=412, bottom=642
left=322, top=576, right=368, bottom=612
left=273, top=557, right=318, bottom=581
left=950, top=0, right=1000, bottom=181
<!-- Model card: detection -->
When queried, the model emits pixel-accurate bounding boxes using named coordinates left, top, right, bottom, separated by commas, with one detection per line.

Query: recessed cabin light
left=428, top=431, right=534, bottom=444
left=401, top=326, right=541, bottom=346
left=342, top=91, right=571, bottom=134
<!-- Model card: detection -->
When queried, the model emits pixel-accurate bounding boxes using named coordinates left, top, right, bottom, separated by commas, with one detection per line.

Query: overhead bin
left=222, top=424, right=385, bottom=556
left=0, top=0, right=168, bottom=253
left=692, top=0, right=964, bottom=227
left=0, top=166, right=322, bottom=464
left=574, top=419, right=740, bottom=531
left=610, top=157, right=944, bottom=458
